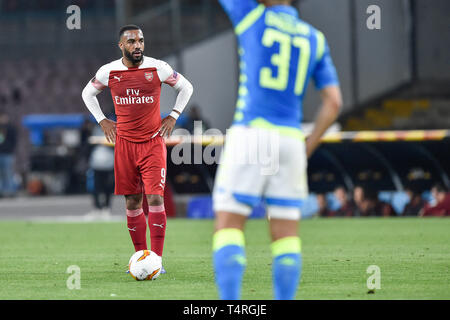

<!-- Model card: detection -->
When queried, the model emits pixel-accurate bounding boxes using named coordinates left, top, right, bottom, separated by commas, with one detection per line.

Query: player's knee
left=215, top=211, right=247, bottom=232
left=147, top=194, right=163, bottom=206
left=269, top=216, right=299, bottom=242
left=125, top=194, right=143, bottom=210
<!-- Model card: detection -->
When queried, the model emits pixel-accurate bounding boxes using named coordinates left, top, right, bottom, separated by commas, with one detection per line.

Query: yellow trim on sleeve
left=316, top=31, right=325, bottom=61
left=235, top=4, right=265, bottom=36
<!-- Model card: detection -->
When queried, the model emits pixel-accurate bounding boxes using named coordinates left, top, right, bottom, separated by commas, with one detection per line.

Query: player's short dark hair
left=119, top=24, right=142, bottom=40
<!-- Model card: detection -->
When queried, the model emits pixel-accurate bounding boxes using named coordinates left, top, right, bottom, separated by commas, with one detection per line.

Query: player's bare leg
left=125, top=193, right=143, bottom=210
left=214, top=211, right=247, bottom=232
left=146, top=194, right=163, bottom=206
left=213, top=211, right=248, bottom=299
left=125, top=193, right=147, bottom=251
left=146, top=194, right=167, bottom=273
left=268, top=217, right=302, bottom=300
left=269, top=218, right=298, bottom=241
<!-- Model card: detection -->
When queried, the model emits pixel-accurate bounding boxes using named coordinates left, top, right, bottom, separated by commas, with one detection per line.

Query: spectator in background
left=0, top=91, right=7, bottom=105
left=11, top=87, right=21, bottom=104
left=316, top=193, right=334, bottom=217
left=332, top=185, right=356, bottom=217
left=420, top=183, right=450, bottom=217
left=84, top=125, right=115, bottom=220
left=80, top=117, right=96, bottom=158
left=352, top=185, right=365, bottom=217
left=0, top=110, right=17, bottom=197
left=355, top=186, right=395, bottom=217
left=353, top=185, right=364, bottom=208
left=403, top=186, right=426, bottom=216
left=182, top=104, right=210, bottom=134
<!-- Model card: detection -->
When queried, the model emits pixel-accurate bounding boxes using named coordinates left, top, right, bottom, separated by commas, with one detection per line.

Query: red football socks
left=148, top=204, right=167, bottom=257
left=126, top=208, right=147, bottom=251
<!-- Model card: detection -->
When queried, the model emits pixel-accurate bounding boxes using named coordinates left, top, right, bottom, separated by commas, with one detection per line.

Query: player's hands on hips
left=99, top=118, right=117, bottom=144
left=159, top=116, right=176, bottom=138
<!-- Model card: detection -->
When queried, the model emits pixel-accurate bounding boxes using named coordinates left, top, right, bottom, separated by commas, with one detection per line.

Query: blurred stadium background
left=0, top=0, right=449, bottom=220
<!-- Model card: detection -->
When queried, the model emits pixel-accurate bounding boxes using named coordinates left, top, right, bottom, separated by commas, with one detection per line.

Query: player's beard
left=124, top=49, right=143, bottom=65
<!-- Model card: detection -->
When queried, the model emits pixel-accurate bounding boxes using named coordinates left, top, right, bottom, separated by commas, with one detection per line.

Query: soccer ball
left=128, top=250, right=162, bottom=281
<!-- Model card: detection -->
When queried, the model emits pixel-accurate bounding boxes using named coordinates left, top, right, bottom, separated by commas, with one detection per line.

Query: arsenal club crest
left=144, top=72, right=153, bottom=82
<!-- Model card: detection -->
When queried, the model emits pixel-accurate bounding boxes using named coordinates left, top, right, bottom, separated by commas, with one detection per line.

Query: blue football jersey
left=219, top=0, right=339, bottom=129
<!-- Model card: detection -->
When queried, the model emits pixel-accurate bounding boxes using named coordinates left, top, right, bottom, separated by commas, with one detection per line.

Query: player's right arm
left=218, top=0, right=260, bottom=27
left=81, top=65, right=117, bottom=144
left=306, top=33, right=342, bottom=158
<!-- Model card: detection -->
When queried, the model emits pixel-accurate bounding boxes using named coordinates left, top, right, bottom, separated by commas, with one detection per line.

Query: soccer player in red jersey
left=82, top=25, right=193, bottom=273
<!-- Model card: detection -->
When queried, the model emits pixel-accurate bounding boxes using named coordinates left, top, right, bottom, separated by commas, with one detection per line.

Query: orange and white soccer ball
left=128, top=250, right=162, bottom=281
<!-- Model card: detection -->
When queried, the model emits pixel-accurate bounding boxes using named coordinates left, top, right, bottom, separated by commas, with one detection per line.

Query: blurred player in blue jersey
left=213, top=0, right=343, bottom=299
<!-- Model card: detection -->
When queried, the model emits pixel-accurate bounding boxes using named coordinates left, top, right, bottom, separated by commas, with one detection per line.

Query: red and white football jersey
left=91, top=56, right=180, bottom=143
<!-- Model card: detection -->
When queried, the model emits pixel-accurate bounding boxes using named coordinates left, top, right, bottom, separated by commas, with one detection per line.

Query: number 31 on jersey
left=259, top=28, right=311, bottom=96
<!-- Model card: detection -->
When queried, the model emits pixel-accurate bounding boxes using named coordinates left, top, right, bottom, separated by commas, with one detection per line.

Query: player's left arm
left=306, top=35, right=342, bottom=158
left=157, top=62, right=194, bottom=138
left=218, top=0, right=260, bottom=27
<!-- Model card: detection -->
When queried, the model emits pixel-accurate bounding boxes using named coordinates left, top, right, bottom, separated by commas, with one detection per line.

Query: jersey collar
left=121, top=56, right=145, bottom=69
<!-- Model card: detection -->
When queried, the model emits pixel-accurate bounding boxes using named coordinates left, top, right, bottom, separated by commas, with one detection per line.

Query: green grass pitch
left=0, top=218, right=449, bottom=300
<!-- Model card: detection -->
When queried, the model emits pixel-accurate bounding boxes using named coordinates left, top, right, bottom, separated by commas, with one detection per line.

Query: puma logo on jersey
left=152, top=223, right=164, bottom=229
left=128, top=227, right=136, bottom=232
left=114, top=75, right=122, bottom=82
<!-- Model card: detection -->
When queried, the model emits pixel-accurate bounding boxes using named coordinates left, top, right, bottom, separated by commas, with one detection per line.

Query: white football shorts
left=212, top=124, right=308, bottom=220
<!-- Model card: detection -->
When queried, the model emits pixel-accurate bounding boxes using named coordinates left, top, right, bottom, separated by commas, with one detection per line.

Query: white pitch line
left=26, top=215, right=125, bottom=223
left=0, top=196, right=91, bottom=208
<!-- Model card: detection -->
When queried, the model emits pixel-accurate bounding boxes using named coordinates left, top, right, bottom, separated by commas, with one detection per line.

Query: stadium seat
left=421, top=191, right=434, bottom=203
left=186, top=195, right=213, bottom=219
left=391, top=192, right=410, bottom=215
left=300, top=194, right=320, bottom=219
left=249, top=201, right=266, bottom=218
left=326, top=192, right=341, bottom=211
left=186, top=196, right=266, bottom=219
left=378, top=191, right=410, bottom=215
